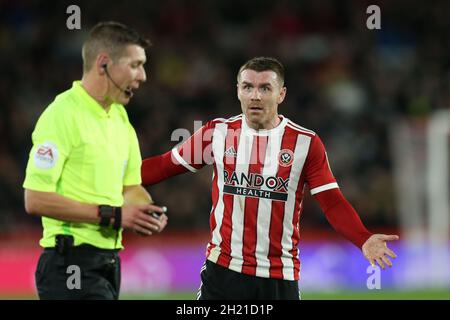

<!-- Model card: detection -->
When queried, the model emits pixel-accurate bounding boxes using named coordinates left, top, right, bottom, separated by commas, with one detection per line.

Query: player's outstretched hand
left=362, top=234, right=399, bottom=269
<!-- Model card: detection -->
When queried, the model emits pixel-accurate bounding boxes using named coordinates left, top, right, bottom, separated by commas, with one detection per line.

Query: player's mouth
left=248, top=105, right=263, bottom=113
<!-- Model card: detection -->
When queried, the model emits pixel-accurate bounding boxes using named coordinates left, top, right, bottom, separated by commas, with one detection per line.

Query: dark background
left=1, top=0, right=449, bottom=233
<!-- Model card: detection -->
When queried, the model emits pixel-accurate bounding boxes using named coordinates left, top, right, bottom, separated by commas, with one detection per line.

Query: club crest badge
left=278, top=149, right=294, bottom=167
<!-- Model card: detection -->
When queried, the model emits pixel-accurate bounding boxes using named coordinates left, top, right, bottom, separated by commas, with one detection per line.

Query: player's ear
left=277, top=86, right=287, bottom=104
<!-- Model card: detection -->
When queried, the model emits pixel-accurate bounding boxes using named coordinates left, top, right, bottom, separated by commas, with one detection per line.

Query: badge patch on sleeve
left=34, top=142, right=59, bottom=169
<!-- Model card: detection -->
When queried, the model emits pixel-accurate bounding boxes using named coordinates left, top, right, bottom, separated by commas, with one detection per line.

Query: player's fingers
left=384, top=247, right=397, bottom=259
left=379, top=234, right=399, bottom=241
left=381, top=255, right=393, bottom=267
left=367, top=257, right=375, bottom=267
left=375, top=257, right=385, bottom=269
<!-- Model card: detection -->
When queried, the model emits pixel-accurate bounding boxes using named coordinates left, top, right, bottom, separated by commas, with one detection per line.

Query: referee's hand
left=121, top=204, right=168, bottom=236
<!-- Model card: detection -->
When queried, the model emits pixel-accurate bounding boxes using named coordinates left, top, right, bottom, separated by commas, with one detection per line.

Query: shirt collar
left=72, top=81, right=120, bottom=118
left=241, top=114, right=288, bottom=136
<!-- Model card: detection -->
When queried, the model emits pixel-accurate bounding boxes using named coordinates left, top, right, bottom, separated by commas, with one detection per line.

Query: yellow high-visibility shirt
left=23, top=81, right=142, bottom=249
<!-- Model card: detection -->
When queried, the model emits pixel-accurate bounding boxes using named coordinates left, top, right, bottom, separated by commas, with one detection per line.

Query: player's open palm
left=362, top=234, right=399, bottom=269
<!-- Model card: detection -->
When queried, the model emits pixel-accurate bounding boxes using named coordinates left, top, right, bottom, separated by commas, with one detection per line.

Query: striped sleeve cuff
left=171, top=148, right=197, bottom=173
left=310, top=182, right=339, bottom=195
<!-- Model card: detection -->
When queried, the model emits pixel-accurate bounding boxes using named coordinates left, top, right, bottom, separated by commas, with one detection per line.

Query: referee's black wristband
left=113, top=207, right=122, bottom=230
left=98, top=205, right=114, bottom=227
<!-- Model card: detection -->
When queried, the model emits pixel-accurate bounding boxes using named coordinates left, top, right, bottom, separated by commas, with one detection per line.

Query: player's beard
left=245, top=105, right=280, bottom=130
left=245, top=108, right=267, bottom=129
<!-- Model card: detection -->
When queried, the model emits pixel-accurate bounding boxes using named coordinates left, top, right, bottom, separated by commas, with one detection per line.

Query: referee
left=23, top=21, right=168, bottom=300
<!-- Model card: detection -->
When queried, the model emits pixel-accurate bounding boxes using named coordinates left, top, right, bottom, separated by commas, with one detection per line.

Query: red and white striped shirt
left=171, top=114, right=339, bottom=281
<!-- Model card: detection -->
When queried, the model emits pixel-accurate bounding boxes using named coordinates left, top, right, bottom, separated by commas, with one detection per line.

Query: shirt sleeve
left=314, top=188, right=373, bottom=248
left=23, top=105, right=74, bottom=192
left=141, top=150, right=190, bottom=186
left=304, top=135, right=339, bottom=195
left=171, top=120, right=215, bottom=172
left=123, top=123, right=142, bottom=186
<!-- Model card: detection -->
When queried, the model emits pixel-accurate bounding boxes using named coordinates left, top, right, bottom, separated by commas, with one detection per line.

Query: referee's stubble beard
left=105, top=45, right=147, bottom=107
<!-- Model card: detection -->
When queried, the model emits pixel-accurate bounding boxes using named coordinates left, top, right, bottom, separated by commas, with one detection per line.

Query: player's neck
left=246, top=115, right=281, bottom=131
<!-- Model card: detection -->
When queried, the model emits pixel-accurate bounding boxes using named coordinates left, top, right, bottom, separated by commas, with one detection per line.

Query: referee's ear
left=95, top=53, right=109, bottom=75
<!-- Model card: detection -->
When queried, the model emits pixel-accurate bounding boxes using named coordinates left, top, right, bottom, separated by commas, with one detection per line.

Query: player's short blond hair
left=82, top=21, right=151, bottom=73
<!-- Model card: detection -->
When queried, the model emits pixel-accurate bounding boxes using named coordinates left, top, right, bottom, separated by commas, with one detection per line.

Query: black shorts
left=35, top=244, right=120, bottom=300
left=197, top=260, right=300, bottom=300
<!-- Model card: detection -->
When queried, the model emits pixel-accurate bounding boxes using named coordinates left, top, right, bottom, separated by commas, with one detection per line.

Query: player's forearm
left=24, top=189, right=100, bottom=224
left=141, top=150, right=188, bottom=186
left=314, top=189, right=373, bottom=248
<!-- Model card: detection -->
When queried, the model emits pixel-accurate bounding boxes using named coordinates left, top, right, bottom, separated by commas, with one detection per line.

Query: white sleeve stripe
left=171, top=148, right=197, bottom=173
left=286, top=123, right=316, bottom=136
left=310, top=182, right=339, bottom=195
left=287, top=122, right=316, bottom=136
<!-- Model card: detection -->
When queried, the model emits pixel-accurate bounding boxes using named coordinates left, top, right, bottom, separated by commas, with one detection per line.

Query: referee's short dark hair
left=82, top=21, right=151, bottom=73
left=237, top=57, right=285, bottom=86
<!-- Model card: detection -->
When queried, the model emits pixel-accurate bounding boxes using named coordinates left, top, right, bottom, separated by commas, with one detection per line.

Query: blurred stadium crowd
left=1, top=0, right=449, bottom=232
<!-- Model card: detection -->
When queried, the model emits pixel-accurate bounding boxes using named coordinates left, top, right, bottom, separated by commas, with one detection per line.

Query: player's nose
left=250, top=89, right=261, bottom=100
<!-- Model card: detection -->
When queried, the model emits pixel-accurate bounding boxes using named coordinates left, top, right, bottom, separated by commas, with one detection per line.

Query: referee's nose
left=136, top=66, right=147, bottom=83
